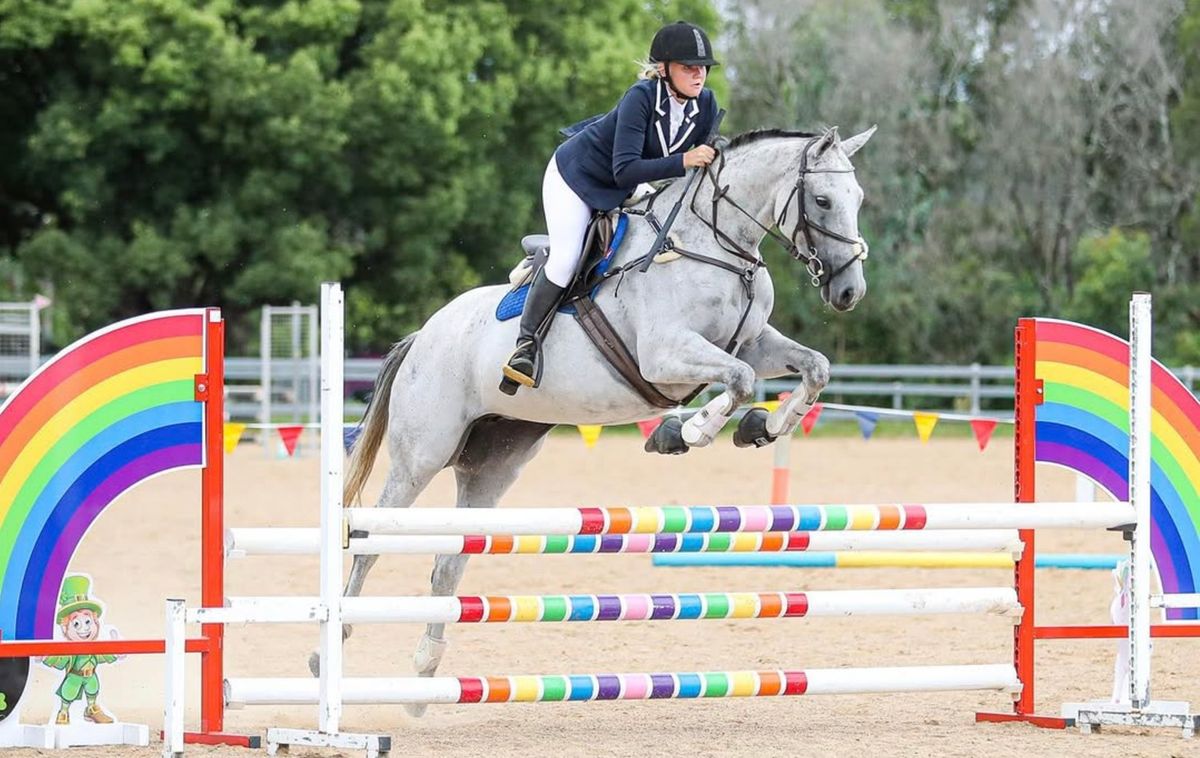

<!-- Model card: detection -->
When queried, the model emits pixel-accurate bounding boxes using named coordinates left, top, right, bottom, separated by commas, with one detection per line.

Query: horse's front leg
left=734, top=325, right=831, bottom=445
left=639, top=331, right=758, bottom=452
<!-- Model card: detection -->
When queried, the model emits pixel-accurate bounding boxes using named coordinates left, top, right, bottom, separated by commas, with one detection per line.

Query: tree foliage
left=0, top=0, right=719, bottom=348
left=727, top=0, right=1199, bottom=365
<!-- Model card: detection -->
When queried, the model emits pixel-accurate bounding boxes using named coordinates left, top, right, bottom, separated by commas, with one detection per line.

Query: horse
left=327, top=125, right=876, bottom=714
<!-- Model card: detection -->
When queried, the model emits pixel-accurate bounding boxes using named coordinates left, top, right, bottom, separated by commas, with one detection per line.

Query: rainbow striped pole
left=220, top=587, right=1020, bottom=625
left=652, top=552, right=1123, bottom=570
left=343, top=501, right=1135, bottom=537
left=225, top=528, right=1023, bottom=557
left=225, top=664, right=1020, bottom=707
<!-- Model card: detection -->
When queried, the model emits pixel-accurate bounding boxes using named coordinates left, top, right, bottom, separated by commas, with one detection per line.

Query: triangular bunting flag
left=800, top=403, right=823, bottom=436
left=753, top=400, right=781, bottom=413
left=277, top=426, right=304, bottom=456
left=577, top=424, right=603, bottom=449
left=636, top=418, right=663, bottom=439
left=913, top=412, right=939, bottom=443
left=343, top=425, right=363, bottom=453
left=970, top=419, right=998, bottom=451
left=855, top=411, right=879, bottom=440
left=223, top=423, right=246, bottom=454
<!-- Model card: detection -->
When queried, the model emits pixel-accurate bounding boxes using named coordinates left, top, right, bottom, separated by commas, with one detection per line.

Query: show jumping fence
left=0, top=281, right=1194, bottom=756
left=160, top=287, right=1199, bottom=756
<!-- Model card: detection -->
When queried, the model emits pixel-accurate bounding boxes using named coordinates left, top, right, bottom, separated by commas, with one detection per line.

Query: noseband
left=691, top=135, right=869, bottom=287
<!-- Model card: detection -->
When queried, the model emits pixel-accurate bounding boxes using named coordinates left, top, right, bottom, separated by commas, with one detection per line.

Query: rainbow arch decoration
left=0, top=310, right=211, bottom=640
left=1032, top=318, right=1200, bottom=620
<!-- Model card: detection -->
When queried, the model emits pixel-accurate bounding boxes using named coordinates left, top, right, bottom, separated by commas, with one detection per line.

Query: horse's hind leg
left=306, top=427, right=458, bottom=677
left=405, top=417, right=553, bottom=717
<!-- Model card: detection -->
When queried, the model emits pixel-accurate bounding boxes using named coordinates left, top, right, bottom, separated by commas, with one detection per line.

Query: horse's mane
left=726, top=128, right=820, bottom=151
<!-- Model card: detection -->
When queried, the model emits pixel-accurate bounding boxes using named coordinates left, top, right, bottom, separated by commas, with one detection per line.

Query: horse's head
left=773, top=126, right=875, bottom=312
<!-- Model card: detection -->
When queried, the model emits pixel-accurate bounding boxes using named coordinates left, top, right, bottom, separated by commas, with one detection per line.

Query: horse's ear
left=840, top=125, right=877, bottom=158
left=815, top=126, right=839, bottom=157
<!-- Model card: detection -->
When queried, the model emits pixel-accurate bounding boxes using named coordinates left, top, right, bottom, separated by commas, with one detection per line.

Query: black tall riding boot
left=501, top=269, right=566, bottom=390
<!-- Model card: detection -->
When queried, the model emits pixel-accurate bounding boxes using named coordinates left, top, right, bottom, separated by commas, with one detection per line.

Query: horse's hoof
left=404, top=702, right=429, bottom=719
left=733, top=407, right=777, bottom=448
left=644, top=416, right=689, bottom=455
left=413, top=633, right=447, bottom=676
left=307, top=651, right=321, bottom=678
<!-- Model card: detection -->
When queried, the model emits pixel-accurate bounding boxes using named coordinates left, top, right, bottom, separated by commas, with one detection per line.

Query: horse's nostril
left=838, top=287, right=857, bottom=308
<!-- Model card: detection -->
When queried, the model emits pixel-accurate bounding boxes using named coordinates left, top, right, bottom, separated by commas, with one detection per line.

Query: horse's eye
left=815, top=195, right=831, bottom=209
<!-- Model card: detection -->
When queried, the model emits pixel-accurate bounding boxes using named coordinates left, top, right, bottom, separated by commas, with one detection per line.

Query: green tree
left=0, top=0, right=721, bottom=350
left=1062, top=229, right=1154, bottom=336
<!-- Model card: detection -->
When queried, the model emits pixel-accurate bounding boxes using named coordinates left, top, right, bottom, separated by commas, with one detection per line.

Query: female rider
left=502, top=20, right=721, bottom=390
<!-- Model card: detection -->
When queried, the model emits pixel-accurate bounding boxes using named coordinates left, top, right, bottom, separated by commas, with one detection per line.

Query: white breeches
left=542, top=155, right=593, bottom=287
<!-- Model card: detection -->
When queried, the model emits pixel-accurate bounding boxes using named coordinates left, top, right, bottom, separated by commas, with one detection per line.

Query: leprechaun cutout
left=40, top=575, right=121, bottom=725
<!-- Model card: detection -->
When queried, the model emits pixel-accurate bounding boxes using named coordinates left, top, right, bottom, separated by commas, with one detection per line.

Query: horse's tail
left=343, top=332, right=418, bottom=506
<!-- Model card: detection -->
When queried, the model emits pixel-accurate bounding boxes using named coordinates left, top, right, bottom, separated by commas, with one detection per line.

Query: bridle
left=614, top=133, right=869, bottom=357
left=690, top=134, right=870, bottom=288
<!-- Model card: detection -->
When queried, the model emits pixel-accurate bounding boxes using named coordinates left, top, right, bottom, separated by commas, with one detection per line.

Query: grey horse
left=330, top=126, right=875, bottom=713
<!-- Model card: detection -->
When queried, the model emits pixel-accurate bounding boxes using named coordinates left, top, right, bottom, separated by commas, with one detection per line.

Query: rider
left=501, top=20, right=721, bottom=390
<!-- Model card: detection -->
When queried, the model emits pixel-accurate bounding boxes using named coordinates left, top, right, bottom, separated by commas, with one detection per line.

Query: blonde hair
left=636, top=58, right=662, bottom=80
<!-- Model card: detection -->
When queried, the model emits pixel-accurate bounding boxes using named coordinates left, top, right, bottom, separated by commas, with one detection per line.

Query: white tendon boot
left=766, top=392, right=814, bottom=438
left=681, top=393, right=735, bottom=447
left=405, top=633, right=448, bottom=717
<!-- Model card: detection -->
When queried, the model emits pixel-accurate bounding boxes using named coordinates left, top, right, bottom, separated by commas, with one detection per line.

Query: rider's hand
left=683, top=145, right=716, bottom=169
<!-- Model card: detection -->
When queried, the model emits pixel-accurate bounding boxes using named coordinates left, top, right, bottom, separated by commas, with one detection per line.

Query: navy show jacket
left=554, top=78, right=719, bottom=212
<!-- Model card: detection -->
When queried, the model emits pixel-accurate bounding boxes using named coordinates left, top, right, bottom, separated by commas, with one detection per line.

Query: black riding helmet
left=649, top=20, right=720, bottom=67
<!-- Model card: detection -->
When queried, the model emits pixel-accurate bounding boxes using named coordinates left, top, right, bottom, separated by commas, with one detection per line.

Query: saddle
left=507, top=212, right=618, bottom=301
left=504, top=183, right=672, bottom=299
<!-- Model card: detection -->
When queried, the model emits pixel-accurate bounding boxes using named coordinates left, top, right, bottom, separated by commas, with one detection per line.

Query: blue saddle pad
left=495, top=214, right=629, bottom=322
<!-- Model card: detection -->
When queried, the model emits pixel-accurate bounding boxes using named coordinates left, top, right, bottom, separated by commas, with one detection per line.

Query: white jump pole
left=266, top=282, right=389, bottom=756
left=317, top=281, right=345, bottom=733
left=162, top=599, right=186, bottom=758
left=1128, top=292, right=1153, bottom=708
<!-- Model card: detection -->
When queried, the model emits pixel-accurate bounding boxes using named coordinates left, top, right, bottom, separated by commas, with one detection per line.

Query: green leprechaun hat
left=56, top=575, right=103, bottom=623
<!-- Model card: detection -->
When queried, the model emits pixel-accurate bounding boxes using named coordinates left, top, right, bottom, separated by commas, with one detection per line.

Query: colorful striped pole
left=344, top=501, right=1135, bottom=537
left=652, top=552, right=1124, bottom=570
left=224, top=663, right=1020, bottom=707
left=225, top=528, right=1023, bottom=557
left=224, top=587, right=1019, bottom=625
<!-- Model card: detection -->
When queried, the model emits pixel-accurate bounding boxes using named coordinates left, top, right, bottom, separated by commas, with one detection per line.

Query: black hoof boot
left=644, top=416, right=689, bottom=455
left=733, top=407, right=777, bottom=448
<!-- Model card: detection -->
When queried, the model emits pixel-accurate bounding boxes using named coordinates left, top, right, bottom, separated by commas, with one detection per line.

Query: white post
left=163, top=599, right=186, bottom=758
left=318, top=282, right=345, bottom=733
left=969, top=362, right=982, bottom=415
left=308, top=304, right=319, bottom=437
left=260, top=306, right=272, bottom=455
left=291, top=303, right=302, bottom=425
left=1074, top=474, right=1096, bottom=503
left=28, top=301, right=39, bottom=377
left=1128, top=292, right=1153, bottom=709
